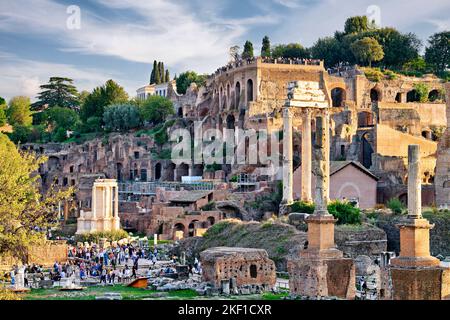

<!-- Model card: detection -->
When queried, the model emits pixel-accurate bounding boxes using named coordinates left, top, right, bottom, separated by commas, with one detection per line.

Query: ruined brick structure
left=200, top=247, right=276, bottom=290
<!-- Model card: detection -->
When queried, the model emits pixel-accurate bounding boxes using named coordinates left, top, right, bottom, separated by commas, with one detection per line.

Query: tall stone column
left=390, top=145, right=445, bottom=300
left=301, top=109, right=312, bottom=202
left=114, top=186, right=119, bottom=218
left=282, top=107, right=293, bottom=205
left=91, top=184, right=97, bottom=219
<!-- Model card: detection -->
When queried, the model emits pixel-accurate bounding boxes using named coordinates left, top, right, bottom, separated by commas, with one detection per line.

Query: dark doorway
left=155, top=163, right=162, bottom=180
left=361, top=133, right=373, bottom=169
left=247, top=79, right=254, bottom=103
left=370, top=88, right=380, bottom=102
left=235, top=82, right=241, bottom=108
left=331, top=88, right=345, bottom=107
left=250, top=264, right=257, bottom=278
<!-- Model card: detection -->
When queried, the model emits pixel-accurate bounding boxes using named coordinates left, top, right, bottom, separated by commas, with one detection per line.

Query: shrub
left=413, top=83, right=430, bottom=103
left=362, top=67, right=384, bottom=82
left=327, top=200, right=361, bottom=225
left=387, top=198, right=405, bottom=215
left=201, top=201, right=215, bottom=211
left=290, top=201, right=315, bottom=214
left=103, top=103, right=141, bottom=132
left=74, top=230, right=129, bottom=244
left=383, top=69, right=398, bottom=80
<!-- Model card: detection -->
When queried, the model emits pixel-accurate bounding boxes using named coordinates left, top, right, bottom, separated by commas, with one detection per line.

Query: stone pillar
left=390, top=144, right=445, bottom=300
left=301, top=109, right=312, bottom=202
left=91, top=184, right=97, bottom=219
left=114, top=186, right=119, bottom=218
left=282, top=107, right=293, bottom=205
left=408, top=145, right=421, bottom=219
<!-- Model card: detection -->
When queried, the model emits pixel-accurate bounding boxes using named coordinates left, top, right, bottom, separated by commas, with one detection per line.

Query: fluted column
left=301, top=109, right=312, bottom=202
left=282, top=107, right=293, bottom=204
left=408, top=145, right=421, bottom=219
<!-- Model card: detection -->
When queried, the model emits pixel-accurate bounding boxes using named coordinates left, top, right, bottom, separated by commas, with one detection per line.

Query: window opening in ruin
left=370, top=88, right=379, bottom=102
left=155, top=163, right=162, bottom=180
left=250, top=264, right=257, bottom=278
left=134, top=151, right=140, bottom=159
left=395, top=92, right=402, bottom=103
left=235, top=82, right=241, bottom=108
left=406, top=90, right=420, bottom=102
left=247, top=79, right=254, bottom=103
left=428, top=89, right=440, bottom=102
left=331, top=88, right=345, bottom=107
left=141, top=169, right=147, bottom=181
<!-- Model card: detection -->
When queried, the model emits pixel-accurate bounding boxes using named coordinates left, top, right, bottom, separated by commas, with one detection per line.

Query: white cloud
left=0, top=52, right=140, bottom=102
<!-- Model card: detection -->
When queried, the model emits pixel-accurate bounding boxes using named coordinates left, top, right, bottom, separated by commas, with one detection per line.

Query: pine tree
left=165, top=70, right=170, bottom=83
left=261, top=36, right=271, bottom=57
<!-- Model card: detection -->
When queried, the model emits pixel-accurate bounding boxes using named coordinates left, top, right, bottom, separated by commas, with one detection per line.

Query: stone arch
left=176, top=163, right=189, bottom=181
left=207, top=216, right=215, bottom=226
left=192, top=164, right=204, bottom=177
left=164, top=162, right=176, bottom=181
left=428, top=89, right=441, bottom=102
left=421, top=129, right=432, bottom=140
left=361, top=132, right=374, bottom=169
left=407, top=89, right=420, bottom=102
left=247, top=79, right=254, bottom=103
left=154, top=163, right=162, bottom=180
left=235, top=82, right=241, bottom=108
left=331, top=87, right=346, bottom=107
left=173, top=223, right=186, bottom=238
left=337, top=182, right=361, bottom=202
left=370, top=88, right=380, bottom=102
left=226, top=114, right=235, bottom=130
left=188, top=220, right=199, bottom=237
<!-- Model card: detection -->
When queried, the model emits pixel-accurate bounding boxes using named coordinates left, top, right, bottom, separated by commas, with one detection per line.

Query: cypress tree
left=242, top=41, right=254, bottom=59
left=160, top=62, right=165, bottom=83
left=155, top=65, right=161, bottom=84
left=261, top=36, right=271, bottom=57
left=151, top=60, right=157, bottom=84
left=165, top=70, right=170, bottom=83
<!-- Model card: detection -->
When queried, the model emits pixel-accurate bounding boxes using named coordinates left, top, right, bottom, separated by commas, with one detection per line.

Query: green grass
left=261, top=291, right=289, bottom=300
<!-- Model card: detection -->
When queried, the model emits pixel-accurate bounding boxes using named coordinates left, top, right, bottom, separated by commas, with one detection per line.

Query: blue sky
left=0, top=0, right=449, bottom=101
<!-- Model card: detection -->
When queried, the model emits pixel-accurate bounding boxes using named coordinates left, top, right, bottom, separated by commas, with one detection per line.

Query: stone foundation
left=200, top=247, right=276, bottom=290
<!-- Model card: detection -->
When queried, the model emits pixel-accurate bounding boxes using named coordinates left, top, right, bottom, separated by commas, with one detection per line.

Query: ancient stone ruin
left=200, top=247, right=276, bottom=294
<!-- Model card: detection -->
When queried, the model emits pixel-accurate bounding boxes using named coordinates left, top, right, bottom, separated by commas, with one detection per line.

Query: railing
left=118, top=181, right=218, bottom=196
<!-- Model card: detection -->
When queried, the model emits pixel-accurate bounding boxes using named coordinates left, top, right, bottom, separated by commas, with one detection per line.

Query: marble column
left=312, top=115, right=330, bottom=216
left=114, top=186, right=119, bottom=218
left=282, top=107, right=293, bottom=204
left=408, top=145, right=421, bottom=219
left=91, top=184, right=97, bottom=219
left=301, top=109, right=312, bottom=202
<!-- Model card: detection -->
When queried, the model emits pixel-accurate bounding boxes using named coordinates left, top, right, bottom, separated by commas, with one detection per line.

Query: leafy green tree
left=344, top=16, right=370, bottom=34
left=31, top=77, right=79, bottom=111
left=103, top=103, right=141, bottom=132
left=140, top=95, right=175, bottom=124
left=242, top=40, right=254, bottom=59
left=425, top=31, right=450, bottom=74
left=45, top=106, right=80, bottom=131
left=176, top=71, right=207, bottom=94
left=8, top=125, right=31, bottom=144
left=80, top=80, right=129, bottom=123
left=261, top=36, right=271, bottom=57
left=310, top=37, right=343, bottom=68
left=0, top=133, right=73, bottom=261
left=0, top=97, right=5, bottom=105
left=7, top=96, right=33, bottom=127
left=77, top=90, right=90, bottom=107
left=272, top=43, right=310, bottom=59
left=351, top=37, right=384, bottom=67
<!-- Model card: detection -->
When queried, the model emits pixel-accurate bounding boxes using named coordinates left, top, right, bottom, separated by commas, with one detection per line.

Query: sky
left=0, top=0, right=449, bottom=102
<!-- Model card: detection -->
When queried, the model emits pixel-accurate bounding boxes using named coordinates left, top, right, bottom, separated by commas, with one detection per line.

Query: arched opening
left=361, top=132, right=374, bottom=169
left=407, top=90, right=420, bottom=102
left=174, top=223, right=185, bottom=239
left=249, top=264, right=257, bottom=278
left=331, top=88, right=345, bottom=107
left=116, top=163, right=123, bottom=182
left=176, top=163, right=189, bottom=181
left=155, top=163, right=162, bottom=180
left=192, top=164, right=204, bottom=177
left=358, top=111, right=374, bottom=127
left=227, top=83, right=230, bottom=99
left=140, top=168, right=147, bottom=181
left=421, top=130, right=432, bottom=140
left=207, top=216, right=215, bottom=226
left=164, top=163, right=176, bottom=181
left=235, top=82, right=241, bottom=108
left=178, top=107, right=183, bottom=117
left=226, top=114, right=235, bottom=130
left=48, top=156, right=60, bottom=170
left=428, top=89, right=441, bottom=102
left=395, top=92, right=402, bottom=103
left=370, top=88, right=380, bottom=102
left=188, top=220, right=199, bottom=237
left=246, top=79, right=254, bottom=103
left=398, top=193, right=407, bottom=206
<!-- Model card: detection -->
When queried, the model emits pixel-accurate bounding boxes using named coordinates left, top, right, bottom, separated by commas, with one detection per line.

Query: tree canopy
left=425, top=31, right=450, bottom=74
left=6, top=96, right=33, bottom=127
left=0, top=133, right=73, bottom=261
left=150, top=60, right=170, bottom=84
left=344, top=16, right=370, bottom=34
left=350, top=37, right=384, bottom=67
left=103, top=103, right=141, bottom=132
left=80, top=79, right=129, bottom=122
left=272, top=43, right=310, bottom=59
left=261, top=36, right=271, bottom=57
left=31, top=77, right=79, bottom=111
left=175, top=71, right=206, bottom=95
left=140, top=95, right=174, bottom=124
left=242, top=40, right=254, bottom=59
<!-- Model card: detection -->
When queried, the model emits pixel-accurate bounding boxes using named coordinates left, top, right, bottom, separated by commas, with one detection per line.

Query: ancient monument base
left=287, top=214, right=356, bottom=299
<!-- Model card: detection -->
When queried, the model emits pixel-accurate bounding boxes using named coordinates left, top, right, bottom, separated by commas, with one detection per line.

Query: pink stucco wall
left=293, top=164, right=377, bottom=209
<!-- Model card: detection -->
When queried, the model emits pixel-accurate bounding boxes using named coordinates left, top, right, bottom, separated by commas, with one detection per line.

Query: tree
left=0, top=133, right=73, bottom=262
left=272, top=43, right=310, bottom=59
left=150, top=60, right=157, bottom=84
left=175, top=71, right=207, bottom=94
left=44, top=106, right=80, bottom=131
left=103, top=103, right=141, bottom=132
left=242, top=40, right=254, bottom=59
left=425, top=31, right=450, bottom=74
left=31, top=77, right=79, bottom=111
left=80, top=80, right=129, bottom=122
left=159, top=62, right=165, bottom=83
left=0, top=99, right=6, bottom=127
left=310, top=37, right=343, bottom=68
left=165, top=70, right=170, bottom=83
left=155, top=63, right=161, bottom=84
left=0, top=97, right=5, bottom=105
left=140, top=95, right=174, bottom=124
left=344, top=16, right=370, bottom=34
left=351, top=37, right=384, bottom=67
left=7, top=96, right=33, bottom=127
left=261, top=36, right=271, bottom=57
